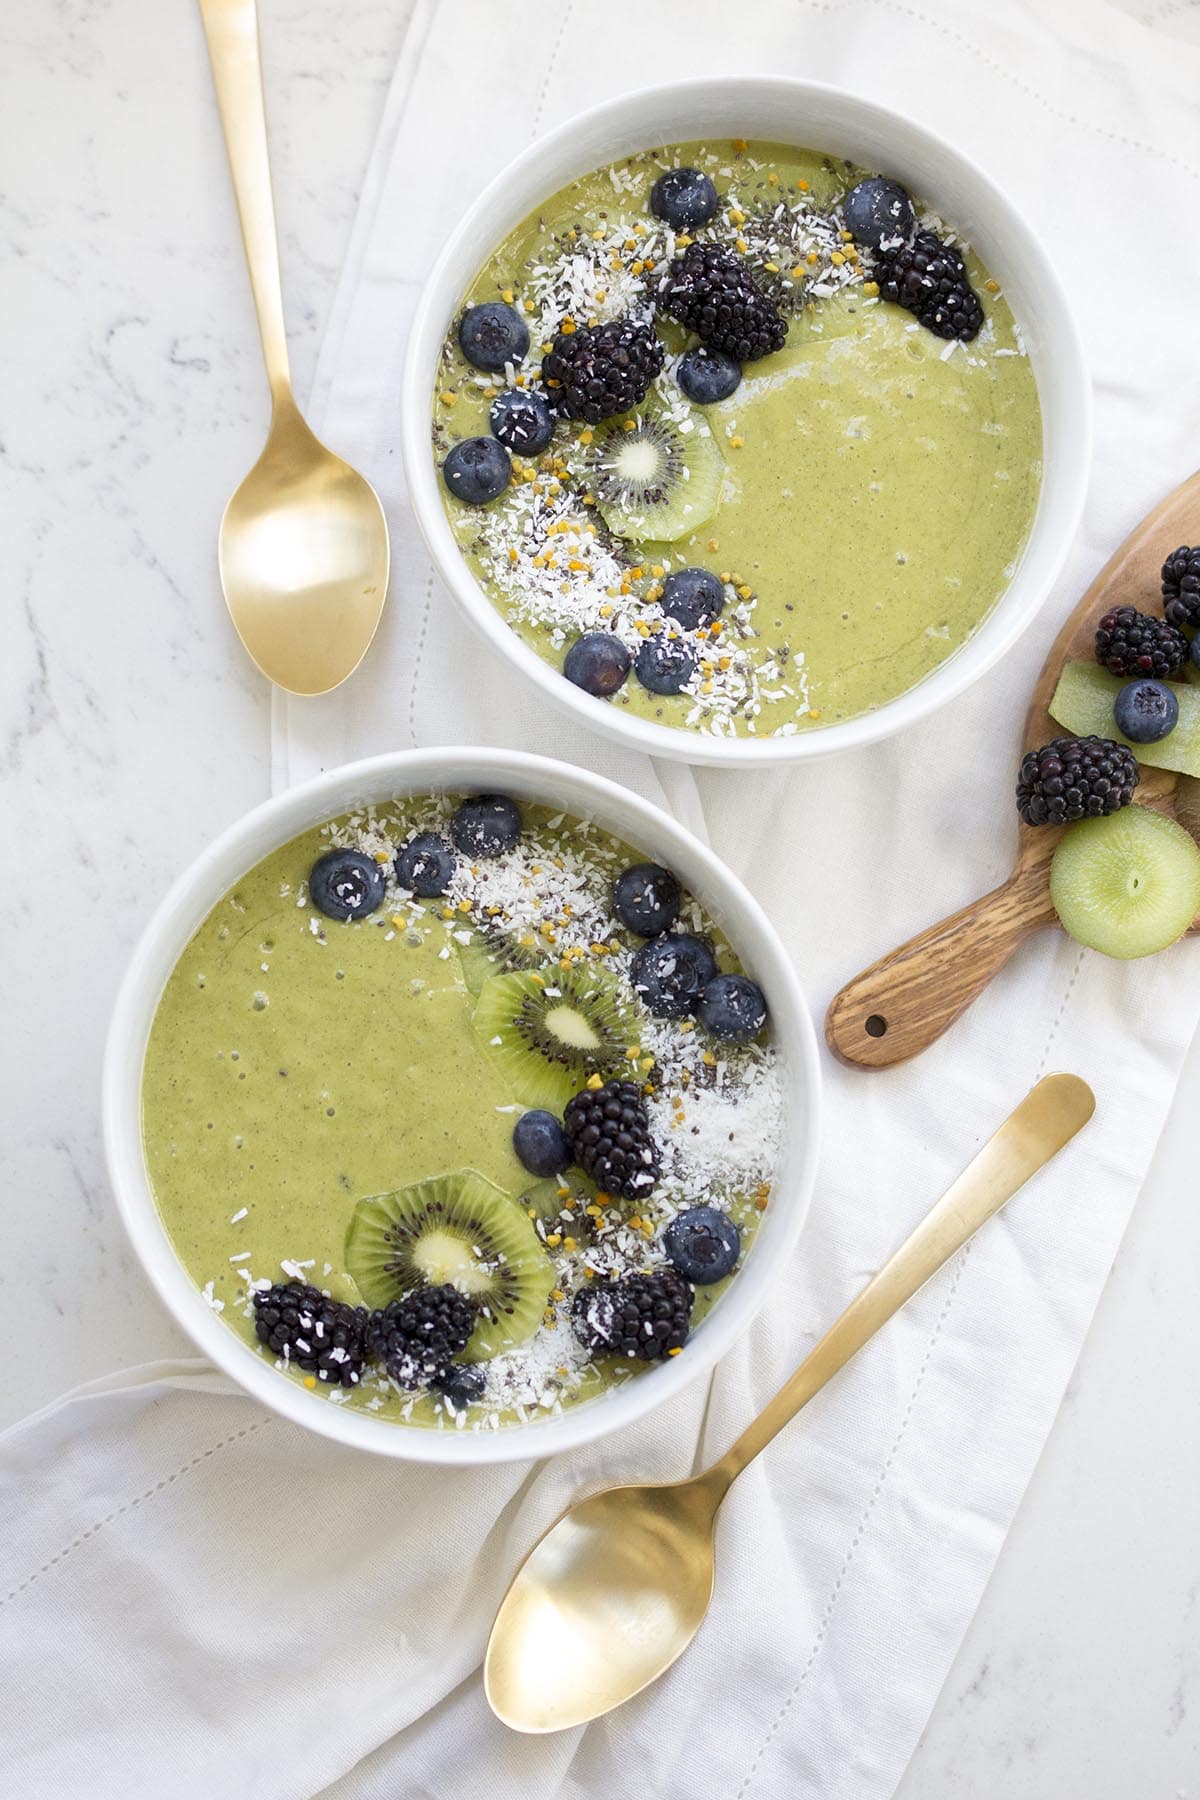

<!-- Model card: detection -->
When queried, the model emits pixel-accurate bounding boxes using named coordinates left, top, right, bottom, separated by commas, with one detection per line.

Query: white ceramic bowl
left=402, top=76, right=1090, bottom=767
left=103, top=749, right=821, bottom=1465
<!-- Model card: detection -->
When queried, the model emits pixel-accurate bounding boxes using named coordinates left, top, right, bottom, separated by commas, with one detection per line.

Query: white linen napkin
left=5, top=3, right=1200, bottom=1797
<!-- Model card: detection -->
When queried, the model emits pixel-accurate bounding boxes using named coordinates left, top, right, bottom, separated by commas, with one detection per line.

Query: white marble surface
left=4, top=1, right=1197, bottom=1792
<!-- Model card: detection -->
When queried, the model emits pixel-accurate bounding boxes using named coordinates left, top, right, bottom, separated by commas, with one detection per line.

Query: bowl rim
left=400, top=73, right=1091, bottom=767
left=102, top=747, right=822, bottom=1465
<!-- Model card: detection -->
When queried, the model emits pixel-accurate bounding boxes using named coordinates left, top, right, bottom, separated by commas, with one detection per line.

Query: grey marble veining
left=1, top=0, right=409, bottom=1391
left=2, top=1, right=1197, bottom=1793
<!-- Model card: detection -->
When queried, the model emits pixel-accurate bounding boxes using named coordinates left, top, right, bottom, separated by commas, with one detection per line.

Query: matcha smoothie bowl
left=105, top=752, right=820, bottom=1465
left=402, top=79, right=1089, bottom=766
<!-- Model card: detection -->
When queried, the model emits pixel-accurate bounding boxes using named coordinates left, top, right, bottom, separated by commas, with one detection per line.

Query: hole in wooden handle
left=864, top=1014, right=888, bottom=1039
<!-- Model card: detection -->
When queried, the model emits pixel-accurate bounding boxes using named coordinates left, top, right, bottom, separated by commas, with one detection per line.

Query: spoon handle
left=709, top=1073, right=1095, bottom=1487
left=198, top=0, right=291, bottom=400
left=824, top=862, right=1059, bottom=1070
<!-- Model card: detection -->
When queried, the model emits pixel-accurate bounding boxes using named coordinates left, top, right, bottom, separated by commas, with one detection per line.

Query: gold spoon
left=198, top=0, right=389, bottom=695
left=485, top=1072, right=1095, bottom=1733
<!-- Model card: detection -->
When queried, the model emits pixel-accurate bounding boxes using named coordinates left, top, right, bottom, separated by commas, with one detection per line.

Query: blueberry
left=458, top=301, right=529, bottom=372
left=677, top=346, right=742, bottom=405
left=612, top=862, right=681, bottom=937
left=697, top=972, right=768, bottom=1042
left=650, top=167, right=719, bottom=231
left=513, top=1109, right=570, bottom=1177
left=1192, top=635, right=1200, bottom=671
left=1114, top=678, right=1178, bottom=744
left=663, top=1206, right=741, bottom=1284
left=308, top=848, right=386, bottom=921
left=635, top=633, right=697, bottom=696
left=660, top=567, right=725, bottom=631
left=450, top=794, right=522, bottom=858
left=395, top=832, right=455, bottom=898
left=564, top=631, right=631, bottom=698
left=489, top=388, right=555, bottom=455
left=441, top=436, right=511, bottom=506
left=432, top=1363, right=486, bottom=1412
left=841, top=177, right=916, bottom=249
left=630, top=933, right=716, bottom=1018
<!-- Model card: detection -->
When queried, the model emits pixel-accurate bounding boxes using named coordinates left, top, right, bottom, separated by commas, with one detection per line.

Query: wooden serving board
left=825, top=467, right=1200, bottom=1071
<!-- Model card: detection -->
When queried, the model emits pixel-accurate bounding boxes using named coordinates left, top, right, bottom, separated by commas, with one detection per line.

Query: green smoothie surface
left=142, top=798, right=784, bottom=1431
left=432, top=139, right=1041, bottom=738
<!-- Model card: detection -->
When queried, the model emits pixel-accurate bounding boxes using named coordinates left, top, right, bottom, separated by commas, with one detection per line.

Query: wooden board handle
left=824, top=864, right=1059, bottom=1069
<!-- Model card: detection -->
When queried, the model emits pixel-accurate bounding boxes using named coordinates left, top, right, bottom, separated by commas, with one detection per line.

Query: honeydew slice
left=1049, top=660, right=1200, bottom=778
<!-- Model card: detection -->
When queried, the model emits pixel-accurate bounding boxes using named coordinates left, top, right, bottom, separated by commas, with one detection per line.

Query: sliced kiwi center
left=345, top=1170, right=553, bottom=1361
left=589, top=404, right=723, bottom=544
left=473, top=965, right=635, bottom=1110
left=599, top=430, right=678, bottom=504
left=408, top=1226, right=497, bottom=1296
left=527, top=998, right=604, bottom=1054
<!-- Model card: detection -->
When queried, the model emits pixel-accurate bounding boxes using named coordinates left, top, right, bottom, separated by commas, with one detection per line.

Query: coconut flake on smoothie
left=431, top=140, right=1041, bottom=738
left=141, top=793, right=785, bottom=1432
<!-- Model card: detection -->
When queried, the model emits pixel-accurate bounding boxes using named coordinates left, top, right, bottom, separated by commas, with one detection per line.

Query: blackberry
left=1016, top=736, right=1138, bottom=827
left=543, top=317, right=664, bottom=423
left=571, top=1269, right=694, bottom=1361
left=1094, top=606, right=1188, bottom=680
left=874, top=229, right=984, bottom=341
left=252, top=1282, right=368, bottom=1388
left=658, top=242, right=787, bottom=363
left=1161, top=545, right=1200, bottom=630
left=366, top=1283, right=475, bottom=1388
left=562, top=1078, right=660, bottom=1201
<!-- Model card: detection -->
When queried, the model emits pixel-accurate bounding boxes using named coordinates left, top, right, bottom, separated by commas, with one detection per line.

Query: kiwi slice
left=456, top=926, right=548, bottom=997
left=344, top=1170, right=553, bottom=1362
left=588, top=403, right=723, bottom=543
left=1050, top=807, right=1200, bottom=959
left=473, top=963, right=635, bottom=1110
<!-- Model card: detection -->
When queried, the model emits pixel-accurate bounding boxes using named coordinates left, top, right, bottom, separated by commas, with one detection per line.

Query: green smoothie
left=432, top=140, right=1041, bottom=738
left=142, top=796, right=784, bottom=1431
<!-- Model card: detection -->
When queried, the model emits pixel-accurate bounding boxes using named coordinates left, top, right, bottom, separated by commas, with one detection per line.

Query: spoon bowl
left=485, top=1479, right=720, bottom=1732
left=200, top=0, right=389, bottom=695
left=485, top=1074, right=1095, bottom=1732
left=219, top=400, right=389, bottom=694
